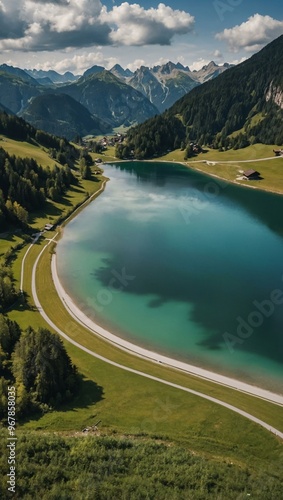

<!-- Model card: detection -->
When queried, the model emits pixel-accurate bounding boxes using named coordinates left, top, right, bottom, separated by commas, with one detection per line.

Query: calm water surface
left=57, top=162, right=283, bottom=392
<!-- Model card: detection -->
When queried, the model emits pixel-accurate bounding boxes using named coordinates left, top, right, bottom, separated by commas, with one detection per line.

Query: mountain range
left=0, top=60, right=232, bottom=139
left=90, top=60, right=233, bottom=113
left=122, top=35, right=283, bottom=159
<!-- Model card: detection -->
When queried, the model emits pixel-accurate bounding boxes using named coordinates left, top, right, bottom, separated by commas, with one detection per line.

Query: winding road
left=27, top=237, right=283, bottom=441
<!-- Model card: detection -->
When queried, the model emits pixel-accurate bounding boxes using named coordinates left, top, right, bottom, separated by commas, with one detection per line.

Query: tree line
left=115, top=114, right=185, bottom=159
left=0, top=147, right=75, bottom=229
left=0, top=111, right=79, bottom=157
left=0, top=315, right=79, bottom=419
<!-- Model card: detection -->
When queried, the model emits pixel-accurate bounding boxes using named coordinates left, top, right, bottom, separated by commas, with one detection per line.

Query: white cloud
left=99, top=2, right=195, bottom=46
left=213, top=49, right=223, bottom=60
left=126, top=59, right=146, bottom=72
left=230, top=56, right=247, bottom=66
left=24, top=0, right=102, bottom=34
left=48, top=52, right=119, bottom=73
left=216, top=14, right=283, bottom=53
left=0, top=0, right=195, bottom=51
left=190, top=58, right=210, bottom=71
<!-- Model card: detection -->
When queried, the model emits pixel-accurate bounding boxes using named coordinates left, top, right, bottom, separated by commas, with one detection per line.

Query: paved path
left=20, top=232, right=42, bottom=293
left=189, top=156, right=283, bottom=165
left=51, top=254, right=283, bottom=407
left=20, top=182, right=107, bottom=294
left=31, top=240, right=283, bottom=441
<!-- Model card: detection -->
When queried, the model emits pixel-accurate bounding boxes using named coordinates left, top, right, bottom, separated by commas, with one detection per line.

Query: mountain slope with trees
left=0, top=112, right=78, bottom=229
left=110, top=60, right=233, bottom=113
left=0, top=71, right=41, bottom=114
left=123, top=35, right=283, bottom=159
left=56, top=70, right=159, bottom=128
left=20, top=93, right=111, bottom=139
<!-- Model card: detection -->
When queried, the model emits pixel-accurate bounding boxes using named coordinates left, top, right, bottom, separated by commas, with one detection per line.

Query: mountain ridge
left=121, top=35, right=283, bottom=159
left=109, top=60, right=233, bottom=112
left=55, top=70, right=159, bottom=128
left=0, top=59, right=236, bottom=137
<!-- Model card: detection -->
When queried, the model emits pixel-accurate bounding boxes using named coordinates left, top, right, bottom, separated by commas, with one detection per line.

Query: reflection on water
left=57, top=162, right=283, bottom=391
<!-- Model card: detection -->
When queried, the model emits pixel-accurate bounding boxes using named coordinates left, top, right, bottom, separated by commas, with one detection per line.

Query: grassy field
left=0, top=233, right=24, bottom=259
left=162, top=143, right=280, bottom=162
left=1, top=431, right=282, bottom=499
left=0, top=136, right=63, bottom=168
left=1, top=137, right=283, bottom=486
left=28, top=177, right=104, bottom=230
left=90, top=145, right=117, bottom=163
left=160, top=144, right=283, bottom=193
left=5, top=214, right=283, bottom=477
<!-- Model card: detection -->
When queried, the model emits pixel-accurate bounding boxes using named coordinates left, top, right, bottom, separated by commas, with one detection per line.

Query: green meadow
left=1, top=137, right=283, bottom=494
left=161, top=144, right=283, bottom=193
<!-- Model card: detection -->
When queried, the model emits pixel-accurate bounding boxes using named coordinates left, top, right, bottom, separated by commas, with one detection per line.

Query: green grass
left=28, top=177, right=104, bottom=230
left=0, top=136, right=62, bottom=168
left=162, top=143, right=279, bottom=163
left=188, top=159, right=283, bottom=193
left=0, top=233, right=24, bottom=259
left=90, top=145, right=117, bottom=163
left=2, top=138, right=283, bottom=483
left=248, top=112, right=265, bottom=128
left=1, top=431, right=282, bottom=500
left=6, top=223, right=283, bottom=475
left=159, top=144, right=283, bottom=193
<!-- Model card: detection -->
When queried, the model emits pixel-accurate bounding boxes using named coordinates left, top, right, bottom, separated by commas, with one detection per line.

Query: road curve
left=31, top=240, right=283, bottom=441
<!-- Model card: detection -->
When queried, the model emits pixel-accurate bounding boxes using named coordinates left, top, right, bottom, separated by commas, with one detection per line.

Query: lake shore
left=105, top=157, right=283, bottom=196
left=51, top=252, right=283, bottom=406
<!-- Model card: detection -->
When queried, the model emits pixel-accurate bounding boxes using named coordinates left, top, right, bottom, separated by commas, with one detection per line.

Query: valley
left=0, top=25, right=283, bottom=499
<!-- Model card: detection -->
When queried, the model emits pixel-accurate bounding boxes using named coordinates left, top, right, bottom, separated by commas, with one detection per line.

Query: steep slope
left=19, top=93, right=111, bottom=139
left=191, top=61, right=233, bottom=83
left=57, top=70, right=159, bottom=127
left=124, top=35, right=283, bottom=158
left=83, top=65, right=107, bottom=78
left=125, top=61, right=232, bottom=112
left=0, top=102, right=13, bottom=114
left=0, top=64, right=39, bottom=85
left=127, top=64, right=198, bottom=112
left=0, top=71, right=41, bottom=114
left=110, top=64, right=133, bottom=79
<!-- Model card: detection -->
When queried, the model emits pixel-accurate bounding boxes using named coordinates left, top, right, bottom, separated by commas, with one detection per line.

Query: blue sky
left=0, top=1, right=283, bottom=73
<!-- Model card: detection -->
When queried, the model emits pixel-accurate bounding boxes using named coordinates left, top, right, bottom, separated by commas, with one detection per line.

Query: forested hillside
left=56, top=70, right=159, bottom=128
left=0, top=112, right=78, bottom=229
left=122, top=35, right=283, bottom=159
left=20, top=93, right=111, bottom=140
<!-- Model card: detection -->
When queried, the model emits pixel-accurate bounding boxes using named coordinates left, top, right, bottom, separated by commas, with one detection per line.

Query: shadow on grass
left=29, top=200, right=63, bottom=225
left=67, top=377, right=105, bottom=412
left=0, top=231, right=20, bottom=243
left=20, top=376, right=104, bottom=426
left=8, top=293, right=38, bottom=313
left=29, top=188, right=87, bottom=225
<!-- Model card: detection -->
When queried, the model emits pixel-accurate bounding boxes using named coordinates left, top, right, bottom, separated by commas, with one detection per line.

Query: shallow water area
left=57, top=162, right=283, bottom=393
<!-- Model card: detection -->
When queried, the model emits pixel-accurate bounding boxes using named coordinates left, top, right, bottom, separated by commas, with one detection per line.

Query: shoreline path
left=28, top=236, right=283, bottom=440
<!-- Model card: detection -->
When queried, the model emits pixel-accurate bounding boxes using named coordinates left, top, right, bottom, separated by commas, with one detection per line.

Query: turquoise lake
left=57, top=162, right=283, bottom=393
